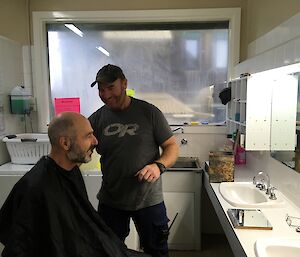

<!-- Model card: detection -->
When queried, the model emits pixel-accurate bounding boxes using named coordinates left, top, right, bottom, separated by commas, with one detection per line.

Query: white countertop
left=205, top=164, right=300, bottom=257
left=0, top=162, right=102, bottom=176
left=0, top=163, right=34, bottom=175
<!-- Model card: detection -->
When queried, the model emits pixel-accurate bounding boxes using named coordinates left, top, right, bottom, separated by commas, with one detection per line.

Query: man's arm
left=136, top=135, right=179, bottom=182
left=156, top=135, right=179, bottom=168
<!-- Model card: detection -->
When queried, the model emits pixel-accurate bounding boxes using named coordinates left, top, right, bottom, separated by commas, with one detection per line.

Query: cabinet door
left=82, top=175, right=102, bottom=210
left=246, top=75, right=272, bottom=150
left=0, top=175, right=22, bottom=253
left=270, top=74, right=298, bottom=150
left=163, top=192, right=195, bottom=250
left=83, top=175, right=139, bottom=251
left=0, top=175, right=22, bottom=208
left=228, top=73, right=297, bottom=150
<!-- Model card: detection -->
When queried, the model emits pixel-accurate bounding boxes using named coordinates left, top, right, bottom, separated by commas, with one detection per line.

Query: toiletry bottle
left=235, top=145, right=246, bottom=165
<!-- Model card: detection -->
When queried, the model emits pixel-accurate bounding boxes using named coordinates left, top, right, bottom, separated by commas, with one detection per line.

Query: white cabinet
left=163, top=192, right=195, bottom=250
left=0, top=174, right=24, bottom=253
left=227, top=73, right=297, bottom=151
left=245, top=75, right=273, bottom=150
left=0, top=165, right=202, bottom=252
left=0, top=175, right=22, bottom=208
left=82, top=175, right=139, bottom=250
left=270, top=74, right=298, bottom=150
left=0, top=168, right=139, bottom=252
left=162, top=171, right=202, bottom=250
left=227, top=76, right=273, bottom=150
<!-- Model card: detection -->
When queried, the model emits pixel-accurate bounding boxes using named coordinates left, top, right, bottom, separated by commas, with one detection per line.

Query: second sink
left=167, top=157, right=201, bottom=171
left=255, top=237, right=300, bottom=257
left=219, top=182, right=285, bottom=208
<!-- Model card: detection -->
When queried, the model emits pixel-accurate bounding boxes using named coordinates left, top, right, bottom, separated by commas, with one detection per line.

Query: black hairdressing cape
left=0, top=156, right=149, bottom=257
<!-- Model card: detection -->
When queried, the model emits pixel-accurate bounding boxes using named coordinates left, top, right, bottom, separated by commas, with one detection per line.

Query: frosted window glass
left=47, top=23, right=229, bottom=124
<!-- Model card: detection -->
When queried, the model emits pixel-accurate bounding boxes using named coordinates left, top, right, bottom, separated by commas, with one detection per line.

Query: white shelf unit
left=227, top=75, right=272, bottom=151
left=227, top=77, right=247, bottom=142
left=227, top=72, right=297, bottom=151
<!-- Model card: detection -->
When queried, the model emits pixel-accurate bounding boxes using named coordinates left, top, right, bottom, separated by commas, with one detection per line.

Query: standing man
left=0, top=112, right=150, bottom=257
left=89, top=64, right=179, bottom=257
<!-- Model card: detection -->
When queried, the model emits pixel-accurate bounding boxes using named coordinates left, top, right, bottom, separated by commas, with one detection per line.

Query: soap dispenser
left=9, top=85, right=31, bottom=114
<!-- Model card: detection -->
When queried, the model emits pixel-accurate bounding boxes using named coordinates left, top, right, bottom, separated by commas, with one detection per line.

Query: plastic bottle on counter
left=235, top=145, right=246, bottom=165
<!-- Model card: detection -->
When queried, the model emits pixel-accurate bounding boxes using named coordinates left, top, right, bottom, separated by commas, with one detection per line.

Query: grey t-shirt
left=89, top=97, right=173, bottom=211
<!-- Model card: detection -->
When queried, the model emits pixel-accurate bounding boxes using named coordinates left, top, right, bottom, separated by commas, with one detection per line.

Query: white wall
left=172, top=125, right=227, bottom=163
left=234, top=11, right=300, bottom=209
left=234, top=12, right=300, bottom=77
left=0, top=36, right=27, bottom=165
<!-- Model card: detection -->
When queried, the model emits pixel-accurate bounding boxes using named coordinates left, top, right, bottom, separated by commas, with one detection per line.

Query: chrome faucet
left=180, top=138, right=188, bottom=145
left=253, top=171, right=271, bottom=195
left=172, top=127, right=184, bottom=133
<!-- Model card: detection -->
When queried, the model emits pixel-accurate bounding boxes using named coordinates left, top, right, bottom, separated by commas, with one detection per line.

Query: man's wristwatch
left=154, top=161, right=166, bottom=174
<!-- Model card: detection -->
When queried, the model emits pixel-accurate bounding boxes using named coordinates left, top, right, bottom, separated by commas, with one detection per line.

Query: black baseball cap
left=219, top=87, right=231, bottom=105
left=90, top=64, right=126, bottom=88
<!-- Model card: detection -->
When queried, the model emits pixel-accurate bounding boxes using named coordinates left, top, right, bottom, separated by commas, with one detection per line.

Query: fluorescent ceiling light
left=64, top=24, right=84, bottom=37
left=103, top=31, right=172, bottom=40
left=96, top=46, right=110, bottom=57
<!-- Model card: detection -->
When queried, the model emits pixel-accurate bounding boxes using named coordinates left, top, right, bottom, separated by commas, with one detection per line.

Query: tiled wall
left=234, top=11, right=300, bottom=209
left=173, top=125, right=227, bottom=164
left=0, top=36, right=26, bottom=164
left=234, top=12, right=300, bottom=77
left=22, top=46, right=33, bottom=95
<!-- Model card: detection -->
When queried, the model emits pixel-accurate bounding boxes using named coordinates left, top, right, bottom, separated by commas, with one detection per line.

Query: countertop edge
left=203, top=168, right=300, bottom=257
left=203, top=171, right=247, bottom=257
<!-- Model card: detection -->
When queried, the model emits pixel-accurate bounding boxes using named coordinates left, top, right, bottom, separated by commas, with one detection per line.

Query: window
left=33, top=9, right=240, bottom=131
left=47, top=21, right=229, bottom=125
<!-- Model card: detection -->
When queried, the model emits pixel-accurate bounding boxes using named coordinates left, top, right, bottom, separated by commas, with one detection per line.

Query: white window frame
left=32, top=9, right=241, bottom=132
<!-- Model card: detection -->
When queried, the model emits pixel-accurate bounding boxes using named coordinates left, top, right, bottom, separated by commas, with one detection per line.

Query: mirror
left=227, top=209, right=273, bottom=230
left=271, top=74, right=300, bottom=172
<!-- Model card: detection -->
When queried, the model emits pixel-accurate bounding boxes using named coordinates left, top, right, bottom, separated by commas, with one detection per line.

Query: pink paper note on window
left=54, top=97, right=80, bottom=115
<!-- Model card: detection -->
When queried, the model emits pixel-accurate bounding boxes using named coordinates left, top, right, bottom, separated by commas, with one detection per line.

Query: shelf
left=229, top=76, right=248, bottom=82
left=227, top=119, right=246, bottom=126
left=232, top=99, right=246, bottom=103
left=227, top=77, right=248, bottom=149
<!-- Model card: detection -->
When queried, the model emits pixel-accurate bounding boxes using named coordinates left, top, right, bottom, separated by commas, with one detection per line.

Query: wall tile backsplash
left=234, top=11, right=300, bottom=77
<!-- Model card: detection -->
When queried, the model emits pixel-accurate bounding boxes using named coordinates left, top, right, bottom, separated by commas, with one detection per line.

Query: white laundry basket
left=3, top=133, right=51, bottom=164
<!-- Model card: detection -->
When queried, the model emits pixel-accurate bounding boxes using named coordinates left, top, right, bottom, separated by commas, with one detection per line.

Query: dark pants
left=98, top=202, right=169, bottom=257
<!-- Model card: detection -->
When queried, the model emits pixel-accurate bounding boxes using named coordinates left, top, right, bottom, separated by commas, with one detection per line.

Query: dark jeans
left=98, top=202, right=169, bottom=257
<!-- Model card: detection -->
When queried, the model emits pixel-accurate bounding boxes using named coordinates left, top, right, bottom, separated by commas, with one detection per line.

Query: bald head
left=48, top=112, right=86, bottom=147
left=48, top=112, right=98, bottom=168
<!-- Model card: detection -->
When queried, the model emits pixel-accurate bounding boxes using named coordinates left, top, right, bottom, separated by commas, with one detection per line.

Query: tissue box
left=208, top=151, right=234, bottom=182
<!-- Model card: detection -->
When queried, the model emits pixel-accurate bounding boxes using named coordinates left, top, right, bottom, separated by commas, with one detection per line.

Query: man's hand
left=135, top=163, right=161, bottom=183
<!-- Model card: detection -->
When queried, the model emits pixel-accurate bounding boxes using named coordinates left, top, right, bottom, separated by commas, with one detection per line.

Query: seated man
left=0, top=112, right=150, bottom=257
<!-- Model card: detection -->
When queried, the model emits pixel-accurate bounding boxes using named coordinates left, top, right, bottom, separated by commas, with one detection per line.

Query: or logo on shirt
left=104, top=123, right=139, bottom=137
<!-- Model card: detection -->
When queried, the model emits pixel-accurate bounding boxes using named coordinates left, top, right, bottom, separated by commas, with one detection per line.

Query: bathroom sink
left=219, top=182, right=285, bottom=208
left=255, top=238, right=300, bottom=257
left=167, top=157, right=201, bottom=171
